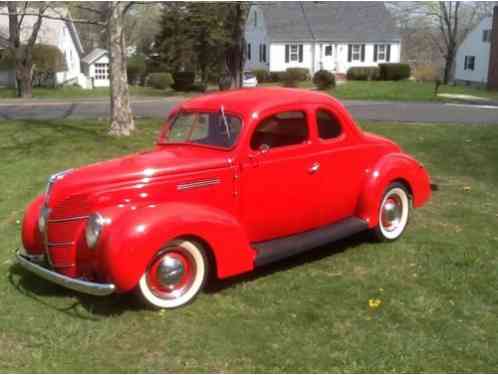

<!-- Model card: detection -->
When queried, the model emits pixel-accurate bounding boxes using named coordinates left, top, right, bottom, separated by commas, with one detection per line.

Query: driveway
left=0, top=97, right=497, bottom=124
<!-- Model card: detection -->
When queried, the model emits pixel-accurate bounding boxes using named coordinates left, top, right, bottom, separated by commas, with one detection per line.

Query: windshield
left=164, top=111, right=243, bottom=149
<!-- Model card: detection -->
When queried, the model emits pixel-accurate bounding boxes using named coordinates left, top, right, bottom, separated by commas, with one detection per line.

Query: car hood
left=47, top=145, right=231, bottom=207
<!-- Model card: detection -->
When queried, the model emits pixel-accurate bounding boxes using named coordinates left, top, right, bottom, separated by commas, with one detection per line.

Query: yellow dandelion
left=463, top=186, right=471, bottom=192
left=368, top=298, right=382, bottom=309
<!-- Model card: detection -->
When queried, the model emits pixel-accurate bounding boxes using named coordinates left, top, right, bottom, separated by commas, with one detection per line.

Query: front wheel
left=371, top=183, right=410, bottom=241
left=138, top=239, right=208, bottom=309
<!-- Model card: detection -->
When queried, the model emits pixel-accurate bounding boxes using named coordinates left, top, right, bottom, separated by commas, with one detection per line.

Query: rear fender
left=356, top=153, right=431, bottom=227
left=97, top=202, right=254, bottom=293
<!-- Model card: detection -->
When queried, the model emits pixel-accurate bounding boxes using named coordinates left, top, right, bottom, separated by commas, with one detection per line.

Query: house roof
left=0, top=7, right=84, bottom=55
left=259, top=2, right=401, bottom=43
left=81, top=48, right=108, bottom=65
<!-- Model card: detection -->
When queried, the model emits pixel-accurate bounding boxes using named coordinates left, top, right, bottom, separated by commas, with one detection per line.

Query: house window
left=259, top=44, right=266, bottom=63
left=94, top=63, right=109, bottom=80
left=464, top=56, right=475, bottom=71
left=377, top=44, right=386, bottom=61
left=483, top=29, right=491, bottom=42
left=285, top=44, right=303, bottom=63
left=324, top=45, right=332, bottom=56
left=351, top=44, right=361, bottom=61
left=247, top=43, right=251, bottom=60
left=290, top=44, right=299, bottom=61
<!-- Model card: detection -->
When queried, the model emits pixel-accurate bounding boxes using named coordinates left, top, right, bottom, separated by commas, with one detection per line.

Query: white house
left=0, top=7, right=86, bottom=87
left=244, top=2, right=401, bottom=76
left=81, top=48, right=110, bottom=89
left=454, top=8, right=497, bottom=88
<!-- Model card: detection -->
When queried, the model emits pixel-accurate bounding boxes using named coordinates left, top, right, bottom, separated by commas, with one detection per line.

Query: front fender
left=356, top=153, right=431, bottom=227
left=97, top=202, right=254, bottom=293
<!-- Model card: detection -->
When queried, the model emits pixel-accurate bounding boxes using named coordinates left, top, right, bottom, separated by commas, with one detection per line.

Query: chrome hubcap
left=381, top=196, right=403, bottom=231
left=157, top=255, right=185, bottom=287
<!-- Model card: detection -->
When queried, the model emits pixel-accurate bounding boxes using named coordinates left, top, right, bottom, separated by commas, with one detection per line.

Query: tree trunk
left=226, top=4, right=247, bottom=89
left=16, top=66, right=33, bottom=98
left=107, top=2, right=135, bottom=136
left=443, top=44, right=456, bottom=85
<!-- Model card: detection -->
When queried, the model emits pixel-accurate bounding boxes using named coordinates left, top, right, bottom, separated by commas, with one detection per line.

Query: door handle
left=309, top=162, right=320, bottom=174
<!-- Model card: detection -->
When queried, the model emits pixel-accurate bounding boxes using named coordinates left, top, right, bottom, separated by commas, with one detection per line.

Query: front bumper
left=16, top=247, right=115, bottom=296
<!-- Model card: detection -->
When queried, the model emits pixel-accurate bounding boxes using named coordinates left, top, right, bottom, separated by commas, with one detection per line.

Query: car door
left=311, top=106, right=368, bottom=227
left=239, top=107, right=322, bottom=243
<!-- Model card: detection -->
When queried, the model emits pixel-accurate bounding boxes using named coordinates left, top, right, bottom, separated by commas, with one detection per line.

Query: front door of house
left=322, top=44, right=335, bottom=72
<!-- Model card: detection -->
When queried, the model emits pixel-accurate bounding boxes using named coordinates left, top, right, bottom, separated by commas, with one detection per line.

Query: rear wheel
left=372, top=183, right=410, bottom=241
left=138, top=239, right=208, bottom=309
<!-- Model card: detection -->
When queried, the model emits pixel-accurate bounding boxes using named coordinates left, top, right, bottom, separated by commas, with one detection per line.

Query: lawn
left=1, top=119, right=498, bottom=372
left=0, top=85, right=182, bottom=99
left=264, top=80, right=498, bottom=103
left=2, top=81, right=497, bottom=104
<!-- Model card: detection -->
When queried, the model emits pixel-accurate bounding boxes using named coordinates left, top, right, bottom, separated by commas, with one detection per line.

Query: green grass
left=263, top=80, right=498, bottom=102
left=0, top=85, right=185, bottom=99
left=1, top=119, right=498, bottom=372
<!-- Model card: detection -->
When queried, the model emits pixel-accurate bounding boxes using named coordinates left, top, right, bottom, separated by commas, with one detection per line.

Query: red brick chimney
left=487, top=6, right=498, bottom=90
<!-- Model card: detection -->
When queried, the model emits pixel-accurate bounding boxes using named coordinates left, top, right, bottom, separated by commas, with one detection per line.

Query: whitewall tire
left=372, top=183, right=410, bottom=241
left=138, top=239, right=208, bottom=309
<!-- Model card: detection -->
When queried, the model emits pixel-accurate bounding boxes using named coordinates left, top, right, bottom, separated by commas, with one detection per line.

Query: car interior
left=251, top=111, right=309, bottom=150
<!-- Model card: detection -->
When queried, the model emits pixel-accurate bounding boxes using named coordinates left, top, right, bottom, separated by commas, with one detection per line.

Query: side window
left=316, top=110, right=342, bottom=140
left=251, top=111, right=308, bottom=151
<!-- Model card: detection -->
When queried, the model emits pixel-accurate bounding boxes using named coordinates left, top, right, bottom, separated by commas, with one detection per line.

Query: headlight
left=38, top=206, right=51, bottom=233
left=85, top=213, right=106, bottom=249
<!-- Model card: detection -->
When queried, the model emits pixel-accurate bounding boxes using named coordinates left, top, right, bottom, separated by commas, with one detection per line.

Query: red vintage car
left=17, top=88, right=431, bottom=309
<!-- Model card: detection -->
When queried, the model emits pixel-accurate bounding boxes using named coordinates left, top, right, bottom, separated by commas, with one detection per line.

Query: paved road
left=1, top=97, right=497, bottom=124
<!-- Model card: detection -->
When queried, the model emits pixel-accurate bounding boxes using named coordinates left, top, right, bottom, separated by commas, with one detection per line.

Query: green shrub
left=172, top=71, right=195, bottom=91
left=251, top=69, right=271, bottom=83
left=285, top=67, right=310, bottom=81
left=127, top=55, right=146, bottom=85
left=346, top=67, right=380, bottom=81
left=146, top=72, right=173, bottom=90
left=269, top=71, right=286, bottom=82
left=313, top=70, right=336, bottom=90
left=378, top=63, right=411, bottom=81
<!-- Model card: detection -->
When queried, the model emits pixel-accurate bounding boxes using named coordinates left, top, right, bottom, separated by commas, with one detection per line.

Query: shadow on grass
left=8, top=230, right=372, bottom=319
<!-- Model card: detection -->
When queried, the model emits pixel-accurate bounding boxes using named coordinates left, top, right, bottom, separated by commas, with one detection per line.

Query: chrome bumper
left=16, top=248, right=116, bottom=296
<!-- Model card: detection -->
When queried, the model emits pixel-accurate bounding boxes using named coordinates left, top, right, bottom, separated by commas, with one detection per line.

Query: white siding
left=88, top=55, right=110, bottom=88
left=455, top=17, right=492, bottom=84
left=244, top=6, right=270, bottom=71
left=55, top=24, right=83, bottom=86
left=269, top=41, right=401, bottom=74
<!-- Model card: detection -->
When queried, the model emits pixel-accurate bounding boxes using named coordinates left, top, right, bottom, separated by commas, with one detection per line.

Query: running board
left=252, top=217, right=369, bottom=267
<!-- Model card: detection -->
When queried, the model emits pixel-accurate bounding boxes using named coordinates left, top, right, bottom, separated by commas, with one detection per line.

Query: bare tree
left=3, top=2, right=48, bottom=98
left=1, top=1, right=136, bottom=135
left=391, top=1, right=489, bottom=84
left=106, top=1, right=134, bottom=136
left=225, top=3, right=249, bottom=88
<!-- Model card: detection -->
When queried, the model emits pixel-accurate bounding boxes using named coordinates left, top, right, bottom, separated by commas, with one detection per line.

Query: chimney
left=487, top=6, right=498, bottom=90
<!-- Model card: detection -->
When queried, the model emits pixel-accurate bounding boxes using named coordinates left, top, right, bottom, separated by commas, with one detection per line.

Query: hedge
left=313, top=70, right=336, bottom=90
left=251, top=69, right=271, bottom=83
left=378, top=63, right=411, bottom=81
left=270, top=71, right=286, bottom=82
left=285, top=67, right=310, bottom=81
left=146, top=72, right=173, bottom=90
left=346, top=67, right=380, bottom=81
left=127, top=55, right=146, bottom=85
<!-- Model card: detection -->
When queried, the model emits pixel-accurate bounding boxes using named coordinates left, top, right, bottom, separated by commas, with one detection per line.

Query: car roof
left=180, top=87, right=344, bottom=116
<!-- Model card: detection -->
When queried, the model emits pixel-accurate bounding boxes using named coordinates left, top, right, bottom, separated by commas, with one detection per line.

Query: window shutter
left=263, top=44, right=267, bottom=62
left=259, top=45, right=262, bottom=62
left=285, top=44, right=289, bottom=63
left=464, top=56, right=468, bottom=70
left=361, top=44, right=365, bottom=62
left=374, top=44, right=378, bottom=62
left=298, top=44, right=303, bottom=62
left=348, top=44, right=352, bottom=62
left=248, top=43, right=251, bottom=60
left=386, top=44, right=391, bottom=62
